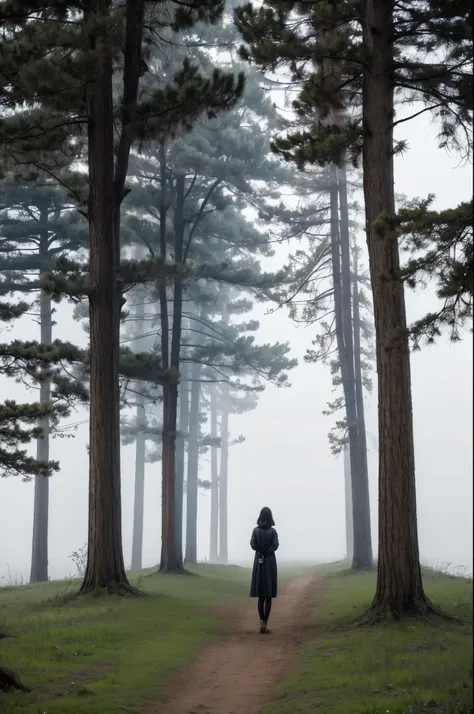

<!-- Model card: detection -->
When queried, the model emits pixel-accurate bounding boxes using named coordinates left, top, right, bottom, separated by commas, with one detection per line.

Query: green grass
left=263, top=567, right=473, bottom=714
left=0, top=563, right=252, bottom=714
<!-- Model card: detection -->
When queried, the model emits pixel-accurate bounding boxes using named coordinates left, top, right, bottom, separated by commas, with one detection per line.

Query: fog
left=0, top=113, right=472, bottom=585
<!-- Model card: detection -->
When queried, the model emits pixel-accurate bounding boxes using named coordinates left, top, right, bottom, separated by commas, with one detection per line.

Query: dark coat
left=249, top=525, right=279, bottom=598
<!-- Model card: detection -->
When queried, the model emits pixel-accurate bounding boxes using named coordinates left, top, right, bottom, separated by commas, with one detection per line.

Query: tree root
left=156, top=565, right=192, bottom=575
left=0, top=663, right=30, bottom=693
left=355, top=600, right=470, bottom=627
left=78, top=581, right=144, bottom=598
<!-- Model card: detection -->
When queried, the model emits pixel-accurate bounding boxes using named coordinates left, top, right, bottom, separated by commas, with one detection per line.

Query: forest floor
left=0, top=563, right=472, bottom=714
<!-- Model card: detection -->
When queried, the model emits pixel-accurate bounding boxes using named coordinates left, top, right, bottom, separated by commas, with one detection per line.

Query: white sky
left=0, top=108, right=472, bottom=585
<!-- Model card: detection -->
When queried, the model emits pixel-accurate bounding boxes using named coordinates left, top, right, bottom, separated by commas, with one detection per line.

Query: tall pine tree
left=235, top=0, right=472, bottom=618
left=0, top=0, right=244, bottom=590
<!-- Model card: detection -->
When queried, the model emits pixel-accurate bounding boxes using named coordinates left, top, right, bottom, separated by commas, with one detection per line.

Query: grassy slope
left=263, top=566, right=473, bottom=714
left=0, top=564, right=252, bottom=714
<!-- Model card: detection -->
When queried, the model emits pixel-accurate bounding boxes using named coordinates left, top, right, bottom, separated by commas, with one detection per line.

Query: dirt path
left=153, top=575, right=323, bottom=714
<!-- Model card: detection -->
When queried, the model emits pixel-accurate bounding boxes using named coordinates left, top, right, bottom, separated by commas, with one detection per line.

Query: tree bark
left=80, top=9, right=129, bottom=592
left=363, top=0, right=427, bottom=616
left=338, top=165, right=373, bottom=570
left=130, top=292, right=147, bottom=572
left=0, top=662, right=30, bottom=693
left=160, top=173, right=185, bottom=572
left=352, top=240, right=370, bottom=517
left=30, top=215, right=52, bottom=584
left=131, top=398, right=146, bottom=572
left=329, top=165, right=370, bottom=570
left=184, top=360, right=201, bottom=565
left=209, top=383, right=219, bottom=563
left=343, top=443, right=353, bottom=562
left=218, top=382, right=230, bottom=565
left=175, top=358, right=189, bottom=567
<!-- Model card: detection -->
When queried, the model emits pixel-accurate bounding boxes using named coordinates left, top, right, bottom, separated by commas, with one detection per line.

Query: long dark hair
left=257, top=506, right=275, bottom=528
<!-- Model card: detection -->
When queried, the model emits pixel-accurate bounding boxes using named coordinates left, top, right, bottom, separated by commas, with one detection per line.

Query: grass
left=0, top=561, right=315, bottom=713
left=263, top=566, right=473, bottom=714
left=2, top=561, right=471, bottom=714
left=0, top=563, right=253, bottom=714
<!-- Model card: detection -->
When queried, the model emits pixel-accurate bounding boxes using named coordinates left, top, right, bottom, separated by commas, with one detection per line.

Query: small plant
left=69, top=544, right=88, bottom=577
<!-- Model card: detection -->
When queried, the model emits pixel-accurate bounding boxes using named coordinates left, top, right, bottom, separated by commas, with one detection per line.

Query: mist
left=0, top=110, right=471, bottom=585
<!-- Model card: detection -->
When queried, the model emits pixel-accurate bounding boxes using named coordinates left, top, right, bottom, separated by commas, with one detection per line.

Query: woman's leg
left=264, top=597, right=272, bottom=622
left=258, top=597, right=265, bottom=621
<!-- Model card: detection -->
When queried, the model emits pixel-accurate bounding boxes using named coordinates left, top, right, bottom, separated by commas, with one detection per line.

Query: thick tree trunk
left=218, top=382, right=230, bottom=565
left=209, top=383, right=219, bottom=563
left=0, top=662, right=30, bottom=693
left=80, top=19, right=129, bottom=593
left=80, top=0, right=145, bottom=592
left=175, top=359, right=189, bottom=566
left=343, top=444, right=353, bottom=562
left=131, top=398, right=146, bottom=572
left=363, top=0, right=427, bottom=616
left=160, top=173, right=185, bottom=572
left=338, top=165, right=372, bottom=570
left=30, top=216, right=52, bottom=584
left=185, top=361, right=201, bottom=565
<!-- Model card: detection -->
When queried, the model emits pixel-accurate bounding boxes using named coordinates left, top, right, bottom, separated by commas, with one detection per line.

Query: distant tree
left=275, top=164, right=374, bottom=570
left=0, top=300, right=86, bottom=479
left=0, top=174, right=87, bottom=583
left=123, top=105, right=290, bottom=571
left=207, top=380, right=258, bottom=564
left=119, top=287, right=158, bottom=572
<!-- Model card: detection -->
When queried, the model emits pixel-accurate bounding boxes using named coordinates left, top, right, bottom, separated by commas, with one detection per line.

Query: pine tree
left=271, top=163, right=374, bottom=569
left=398, top=198, right=473, bottom=346
left=0, top=0, right=244, bottom=590
left=235, top=0, right=472, bottom=618
left=0, top=301, right=86, bottom=691
left=0, top=174, right=87, bottom=583
left=187, top=286, right=296, bottom=564
left=122, top=65, right=292, bottom=570
left=0, top=300, right=87, bottom=479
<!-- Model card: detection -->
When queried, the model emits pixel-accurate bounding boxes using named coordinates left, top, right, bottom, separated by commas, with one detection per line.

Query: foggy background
left=0, top=111, right=472, bottom=584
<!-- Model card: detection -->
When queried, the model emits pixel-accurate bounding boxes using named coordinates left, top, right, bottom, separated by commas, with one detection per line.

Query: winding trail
left=152, top=574, right=323, bottom=714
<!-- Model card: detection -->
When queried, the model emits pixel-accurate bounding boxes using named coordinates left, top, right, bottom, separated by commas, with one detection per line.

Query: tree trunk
left=329, top=166, right=370, bottom=571
left=80, top=17, right=129, bottom=593
left=130, top=292, right=147, bottom=572
left=363, top=0, right=427, bottom=616
left=343, top=444, right=353, bottom=562
left=0, top=662, right=30, bottom=693
left=175, top=359, right=189, bottom=567
left=185, top=360, right=201, bottom=565
left=131, top=398, right=146, bottom=571
left=218, top=382, right=230, bottom=565
left=352, top=241, right=370, bottom=521
left=338, top=165, right=372, bottom=570
left=30, top=216, right=52, bottom=584
left=209, top=383, right=219, bottom=563
left=30, top=289, right=52, bottom=584
left=160, top=173, right=185, bottom=572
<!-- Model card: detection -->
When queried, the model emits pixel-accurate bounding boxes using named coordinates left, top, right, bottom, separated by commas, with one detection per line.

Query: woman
left=250, top=506, right=279, bottom=634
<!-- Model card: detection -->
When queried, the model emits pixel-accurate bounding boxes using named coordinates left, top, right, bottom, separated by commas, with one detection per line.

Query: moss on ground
left=263, top=567, right=473, bottom=714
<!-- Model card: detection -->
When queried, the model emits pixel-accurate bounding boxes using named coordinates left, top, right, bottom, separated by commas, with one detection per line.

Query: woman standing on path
left=250, top=507, right=279, bottom=634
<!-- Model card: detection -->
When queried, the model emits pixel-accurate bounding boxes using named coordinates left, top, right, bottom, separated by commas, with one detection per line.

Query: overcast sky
left=0, top=108, right=472, bottom=585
